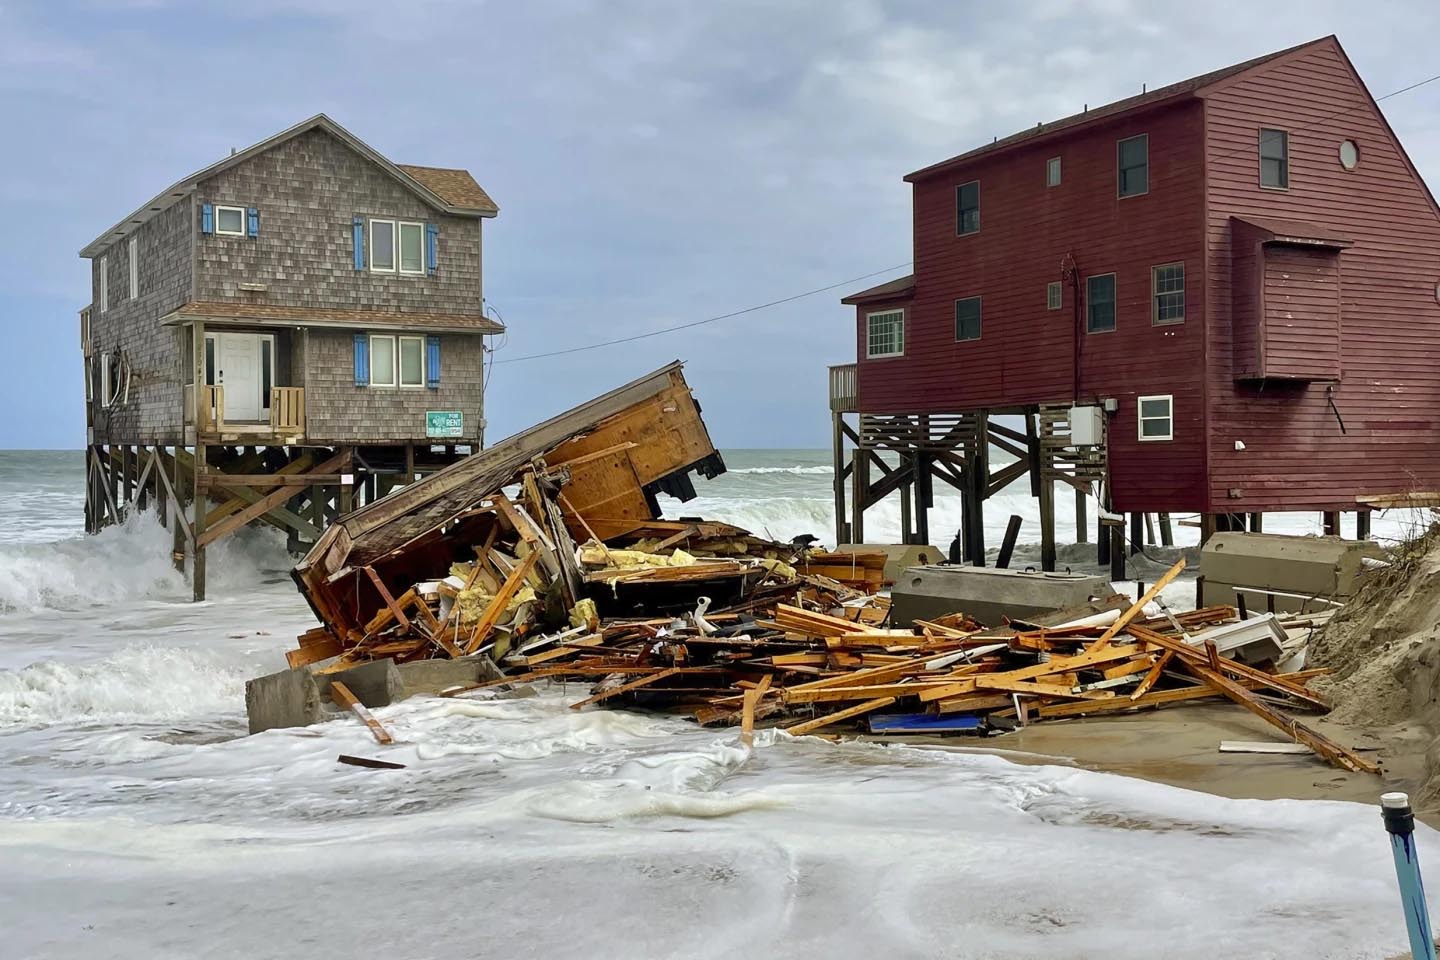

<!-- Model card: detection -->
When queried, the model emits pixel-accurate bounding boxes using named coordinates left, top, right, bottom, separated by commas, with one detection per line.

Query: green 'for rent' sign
left=425, top=410, right=463, bottom=438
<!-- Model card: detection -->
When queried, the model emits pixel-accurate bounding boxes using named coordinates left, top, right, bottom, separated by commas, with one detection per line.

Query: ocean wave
left=0, top=644, right=248, bottom=728
left=0, top=512, right=293, bottom=613
left=727, top=465, right=833, bottom=475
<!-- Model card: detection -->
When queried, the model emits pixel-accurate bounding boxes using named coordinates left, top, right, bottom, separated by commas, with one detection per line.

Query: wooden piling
left=997, top=514, right=1023, bottom=569
left=1356, top=510, right=1371, bottom=540
left=1075, top=487, right=1088, bottom=544
left=192, top=442, right=208, bottom=601
left=1129, top=512, right=1143, bottom=556
left=1158, top=512, right=1174, bottom=546
left=1323, top=510, right=1340, bottom=537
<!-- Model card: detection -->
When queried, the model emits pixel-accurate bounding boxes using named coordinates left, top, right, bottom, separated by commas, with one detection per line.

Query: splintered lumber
left=338, top=754, right=407, bottom=769
left=569, top=667, right=685, bottom=710
left=918, top=644, right=1141, bottom=702
left=932, top=693, right=1014, bottom=714
left=741, top=675, right=772, bottom=746
left=784, top=681, right=960, bottom=704
left=464, top=550, right=540, bottom=654
left=1126, top=625, right=1329, bottom=711
left=774, top=604, right=871, bottom=638
left=1130, top=649, right=1174, bottom=700
left=784, top=697, right=897, bottom=736
left=1089, top=558, right=1186, bottom=650
left=1036, top=669, right=1328, bottom=719
left=973, top=677, right=1116, bottom=700
left=330, top=681, right=394, bottom=745
left=1183, top=660, right=1379, bottom=775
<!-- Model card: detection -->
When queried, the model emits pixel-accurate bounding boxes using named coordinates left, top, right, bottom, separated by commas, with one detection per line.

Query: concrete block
left=395, top=655, right=504, bottom=697
left=1201, top=532, right=1386, bottom=613
left=245, top=666, right=323, bottom=735
left=891, top=565, right=1118, bottom=628
left=314, top=658, right=403, bottom=708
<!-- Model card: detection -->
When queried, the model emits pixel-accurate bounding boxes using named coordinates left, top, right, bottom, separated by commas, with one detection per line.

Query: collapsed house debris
left=259, top=362, right=1381, bottom=776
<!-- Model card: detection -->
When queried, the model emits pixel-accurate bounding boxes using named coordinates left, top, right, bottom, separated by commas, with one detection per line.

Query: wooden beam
left=1037, top=669, right=1329, bottom=719
left=741, top=674, right=772, bottom=746
left=364, top=565, right=411, bottom=633
left=196, top=450, right=348, bottom=548
left=569, top=666, right=683, bottom=710
left=1088, top=559, right=1187, bottom=650
left=1129, top=649, right=1173, bottom=700
left=463, top=550, right=540, bottom=654
left=784, top=697, right=896, bottom=736
left=1126, top=625, right=1330, bottom=712
left=330, top=681, right=395, bottom=745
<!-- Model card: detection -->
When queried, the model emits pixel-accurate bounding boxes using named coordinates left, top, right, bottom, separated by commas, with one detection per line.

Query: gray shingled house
left=78, top=114, right=504, bottom=598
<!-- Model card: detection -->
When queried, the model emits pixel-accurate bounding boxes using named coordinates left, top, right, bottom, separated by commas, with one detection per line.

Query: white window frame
left=129, top=238, right=139, bottom=301
left=1047, top=156, right=1061, bottom=187
left=1117, top=134, right=1149, bottom=199
left=370, top=334, right=398, bottom=386
left=99, top=256, right=108, bottom=313
left=369, top=218, right=396, bottom=273
left=865, top=309, right=905, bottom=359
left=1047, top=281, right=1062, bottom=311
left=397, top=221, right=426, bottom=275
left=1151, top=262, right=1185, bottom=325
left=1138, top=394, right=1174, bottom=442
left=215, top=205, right=247, bottom=237
left=99, top=351, right=112, bottom=406
left=398, top=335, right=426, bottom=387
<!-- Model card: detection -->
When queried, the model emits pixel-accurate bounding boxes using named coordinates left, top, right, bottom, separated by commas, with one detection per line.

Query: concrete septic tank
left=1200, top=532, right=1386, bottom=614
left=890, top=565, right=1119, bottom=628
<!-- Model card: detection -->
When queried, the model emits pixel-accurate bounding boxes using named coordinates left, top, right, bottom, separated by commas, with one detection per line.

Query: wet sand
left=876, top=703, right=1438, bottom=825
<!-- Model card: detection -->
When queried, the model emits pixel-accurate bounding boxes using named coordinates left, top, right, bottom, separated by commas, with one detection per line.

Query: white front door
left=218, top=333, right=262, bottom=421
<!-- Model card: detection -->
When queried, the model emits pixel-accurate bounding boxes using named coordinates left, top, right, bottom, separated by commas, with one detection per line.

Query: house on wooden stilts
left=833, top=35, right=1440, bottom=575
left=79, top=114, right=503, bottom=599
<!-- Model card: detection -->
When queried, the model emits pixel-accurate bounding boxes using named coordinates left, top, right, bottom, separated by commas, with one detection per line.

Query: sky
left=2, top=0, right=1439, bottom=450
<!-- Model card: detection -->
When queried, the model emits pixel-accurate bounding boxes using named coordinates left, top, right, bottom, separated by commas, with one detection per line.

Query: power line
left=491, top=262, right=912, bottom=365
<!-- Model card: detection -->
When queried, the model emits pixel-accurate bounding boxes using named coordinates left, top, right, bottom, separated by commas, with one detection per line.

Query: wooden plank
left=1126, top=625, right=1329, bottom=711
left=338, top=754, right=406, bottom=769
left=1036, top=669, right=1328, bottom=719
left=1101, top=656, right=1156, bottom=680
left=931, top=693, right=1014, bottom=714
left=198, top=450, right=349, bottom=547
left=917, top=644, right=1141, bottom=702
left=785, top=681, right=961, bottom=703
left=1089, top=558, right=1187, bottom=650
left=330, top=681, right=394, bottom=745
left=741, top=675, right=773, bottom=746
left=285, top=635, right=343, bottom=669
left=364, top=565, right=412, bottom=633
left=784, top=697, right=896, bottom=736
left=1183, top=660, right=1379, bottom=775
left=569, top=667, right=683, bottom=710
left=1130, top=649, right=1174, bottom=700
left=464, top=550, right=540, bottom=654
left=972, top=677, right=1116, bottom=700
left=1219, top=741, right=1313, bottom=755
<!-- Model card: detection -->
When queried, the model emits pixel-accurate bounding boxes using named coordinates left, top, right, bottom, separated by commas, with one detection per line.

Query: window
left=99, top=256, right=108, bottom=313
left=370, top=219, right=396, bottom=272
left=1047, top=281, right=1063, bottom=311
left=1086, top=274, right=1116, bottom=333
left=954, top=297, right=981, bottom=341
left=1138, top=395, right=1173, bottom=441
left=1118, top=134, right=1149, bottom=197
left=399, top=335, right=425, bottom=386
left=1047, top=156, right=1062, bottom=187
left=955, top=181, right=980, bottom=235
left=215, top=205, right=246, bottom=236
left=1151, top=263, right=1185, bottom=324
left=128, top=238, right=139, bottom=300
left=370, top=334, right=397, bottom=386
left=399, top=222, right=425, bottom=275
left=865, top=309, right=904, bottom=359
left=1339, top=139, right=1360, bottom=171
left=1260, top=128, right=1288, bottom=188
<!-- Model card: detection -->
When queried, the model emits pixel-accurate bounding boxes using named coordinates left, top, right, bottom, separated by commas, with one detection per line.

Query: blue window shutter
left=425, top=223, right=438, bottom=275
left=352, top=216, right=365, bottom=271
left=201, top=203, right=214, bottom=234
left=247, top=207, right=259, bottom=237
left=353, top=333, right=369, bottom=386
left=426, top=335, right=440, bottom=389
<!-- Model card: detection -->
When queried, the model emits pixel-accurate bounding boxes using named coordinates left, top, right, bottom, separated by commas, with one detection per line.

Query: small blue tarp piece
left=867, top=713, right=983, bottom=735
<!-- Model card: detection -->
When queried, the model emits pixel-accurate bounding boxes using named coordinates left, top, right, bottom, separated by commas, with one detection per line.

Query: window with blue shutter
left=352, top=216, right=365, bottom=271
left=425, top=224, right=438, bottom=275
left=247, top=207, right=259, bottom=237
left=426, top=336, right=440, bottom=389
left=353, top=333, right=369, bottom=386
left=201, top=203, right=214, bottom=235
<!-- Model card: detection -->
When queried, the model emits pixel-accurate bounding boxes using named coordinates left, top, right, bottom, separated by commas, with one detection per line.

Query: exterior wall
left=87, top=200, right=193, bottom=444
left=1203, top=40, right=1440, bottom=511
left=303, top=329, right=486, bottom=444
left=193, top=128, right=482, bottom=315
left=861, top=99, right=1209, bottom=510
left=1260, top=245, right=1342, bottom=380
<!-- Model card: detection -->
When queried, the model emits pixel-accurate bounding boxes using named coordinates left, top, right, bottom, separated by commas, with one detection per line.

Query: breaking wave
left=0, top=512, right=292, bottom=614
left=727, top=465, right=834, bottom=475
left=0, top=644, right=248, bottom=729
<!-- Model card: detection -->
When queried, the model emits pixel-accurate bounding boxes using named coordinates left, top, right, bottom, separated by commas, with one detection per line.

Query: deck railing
left=270, top=387, right=305, bottom=433
left=199, top=384, right=225, bottom=432
left=829, top=363, right=858, bottom=413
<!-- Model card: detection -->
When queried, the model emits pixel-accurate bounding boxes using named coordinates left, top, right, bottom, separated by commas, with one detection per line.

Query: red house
left=833, top=35, right=1440, bottom=568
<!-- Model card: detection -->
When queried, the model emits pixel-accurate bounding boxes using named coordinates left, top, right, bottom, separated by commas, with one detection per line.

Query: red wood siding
left=1229, top=220, right=1264, bottom=378
left=1203, top=39, right=1440, bottom=511
left=856, top=100, right=1209, bottom=511
left=1260, top=245, right=1342, bottom=380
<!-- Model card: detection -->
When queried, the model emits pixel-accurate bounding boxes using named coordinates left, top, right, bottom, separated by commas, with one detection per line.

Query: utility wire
left=491, top=262, right=912, bottom=365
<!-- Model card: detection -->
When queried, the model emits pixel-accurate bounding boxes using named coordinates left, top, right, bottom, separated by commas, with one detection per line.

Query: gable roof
left=80, top=114, right=498, bottom=258
left=905, top=37, right=1331, bottom=183
left=840, top=274, right=915, bottom=305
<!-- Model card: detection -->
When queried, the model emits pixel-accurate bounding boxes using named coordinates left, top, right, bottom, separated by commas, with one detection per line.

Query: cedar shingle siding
left=88, top=200, right=193, bottom=444
left=83, top=121, right=494, bottom=447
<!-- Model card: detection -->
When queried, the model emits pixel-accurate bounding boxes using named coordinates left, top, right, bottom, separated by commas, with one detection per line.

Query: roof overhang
left=80, top=114, right=496, bottom=258
left=1231, top=215, right=1354, bottom=249
left=161, top=302, right=504, bottom=336
left=840, top=274, right=916, bottom=305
